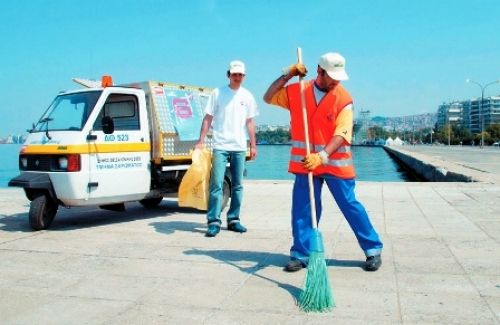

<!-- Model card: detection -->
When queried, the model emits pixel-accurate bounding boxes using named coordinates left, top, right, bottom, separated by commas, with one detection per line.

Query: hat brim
left=229, top=68, right=245, bottom=74
left=326, top=69, right=348, bottom=81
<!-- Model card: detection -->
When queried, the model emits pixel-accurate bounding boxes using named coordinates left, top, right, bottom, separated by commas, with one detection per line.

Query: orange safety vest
left=286, top=80, right=355, bottom=179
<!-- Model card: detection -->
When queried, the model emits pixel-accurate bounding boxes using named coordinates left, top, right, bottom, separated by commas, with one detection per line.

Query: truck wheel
left=29, top=195, right=58, bottom=230
left=221, top=178, right=230, bottom=210
left=139, top=197, right=163, bottom=208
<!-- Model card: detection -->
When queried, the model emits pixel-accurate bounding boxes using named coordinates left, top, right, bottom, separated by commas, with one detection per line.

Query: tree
left=367, top=126, right=389, bottom=141
left=256, top=129, right=290, bottom=144
left=486, top=123, right=500, bottom=142
left=453, top=125, right=473, bottom=145
left=476, top=131, right=492, bottom=145
left=435, top=126, right=451, bottom=144
left=420, top=127, right=434, bottom=144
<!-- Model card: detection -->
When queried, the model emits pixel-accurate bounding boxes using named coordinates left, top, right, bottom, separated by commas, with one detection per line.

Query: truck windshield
left=35, top=91, right=102, bottom=132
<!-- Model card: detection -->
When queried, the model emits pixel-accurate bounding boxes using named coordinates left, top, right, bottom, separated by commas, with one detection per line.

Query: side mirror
left=102, top=116, right=114, bottom=134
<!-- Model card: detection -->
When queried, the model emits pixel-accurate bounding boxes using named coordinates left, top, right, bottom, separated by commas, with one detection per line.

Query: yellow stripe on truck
left=21, top=143, right=151, bottom=154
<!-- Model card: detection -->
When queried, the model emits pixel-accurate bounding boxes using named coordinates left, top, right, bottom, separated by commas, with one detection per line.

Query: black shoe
left=227, top=222, right=247, bottom=233
left=365, top=255, right=382, bottom=271
left=205, top=225, right=220, bottom=237
left=284, top=259, right=306, bottom=272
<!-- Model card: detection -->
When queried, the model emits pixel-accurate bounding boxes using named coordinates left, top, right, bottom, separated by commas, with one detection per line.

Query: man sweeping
left=263, top=52, right=383, bottom=273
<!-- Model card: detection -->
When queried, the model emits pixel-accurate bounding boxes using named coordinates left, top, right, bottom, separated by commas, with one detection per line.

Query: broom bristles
left=298, top=251, right=334, bottom=312
left=298, top=231, right=335, bottom=312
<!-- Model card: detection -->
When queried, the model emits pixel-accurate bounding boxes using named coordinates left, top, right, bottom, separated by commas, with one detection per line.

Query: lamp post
left=466, top=79, right=500, bottom=148
left=411, top=116, right=415, bottom=145
left=448, top=116, right=451, bottom=146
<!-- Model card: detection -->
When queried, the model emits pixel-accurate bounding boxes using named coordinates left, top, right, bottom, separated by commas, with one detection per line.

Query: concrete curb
left=383, top=146, right=496, bottom=183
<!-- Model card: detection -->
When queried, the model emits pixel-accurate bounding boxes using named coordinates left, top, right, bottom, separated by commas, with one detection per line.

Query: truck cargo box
left=124, top=81, right=214, bottom=164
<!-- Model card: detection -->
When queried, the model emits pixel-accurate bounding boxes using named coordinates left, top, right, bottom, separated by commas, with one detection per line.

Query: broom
left=296, top=47, right=335, bottom=312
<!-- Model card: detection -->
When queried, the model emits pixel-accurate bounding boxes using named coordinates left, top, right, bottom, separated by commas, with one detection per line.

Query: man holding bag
left=196, top=60, right=258, bottom=237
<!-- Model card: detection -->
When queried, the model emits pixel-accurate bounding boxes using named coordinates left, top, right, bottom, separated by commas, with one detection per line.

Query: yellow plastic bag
left=178, top=148, right=212, bottom=210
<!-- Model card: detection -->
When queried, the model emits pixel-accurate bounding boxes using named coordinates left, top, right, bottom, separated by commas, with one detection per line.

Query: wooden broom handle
left=297, top=47, right=318, bottom=230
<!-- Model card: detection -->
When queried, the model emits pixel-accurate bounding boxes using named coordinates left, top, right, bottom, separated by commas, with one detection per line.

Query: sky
left=1, top=0, right=500, bottom=135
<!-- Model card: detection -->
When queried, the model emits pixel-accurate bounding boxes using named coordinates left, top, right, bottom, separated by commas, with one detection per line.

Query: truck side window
left=93, top=94, right=140, bottom=131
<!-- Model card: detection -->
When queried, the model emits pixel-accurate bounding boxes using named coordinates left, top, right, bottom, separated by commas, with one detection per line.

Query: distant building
left=437, top=101, right=464, bottom=129
left=256, top=124, right=290, bottom=132
left=438, top=95, right=500, bottom=133
left=353, top=110, right=435, bottom=145
left=466, top=96, right=500, bottom=133
left=0, top=134, right=27, bottom=144
left=353, top=110, right=371, bottom=144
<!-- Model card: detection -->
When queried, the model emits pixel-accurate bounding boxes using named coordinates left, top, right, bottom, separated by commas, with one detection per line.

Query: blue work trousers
left=290, top=174, right=383, bottom=263
left=207, top=149, right=245, bottom=226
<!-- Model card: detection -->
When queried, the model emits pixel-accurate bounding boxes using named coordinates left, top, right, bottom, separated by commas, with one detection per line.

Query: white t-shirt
left=205, top=85, right=259, bottom=151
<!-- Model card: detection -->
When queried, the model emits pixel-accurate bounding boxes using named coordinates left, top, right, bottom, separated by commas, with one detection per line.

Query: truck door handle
left=88, top=182, right=98, bottom=189
left=87, top=134, right=97, bottom=141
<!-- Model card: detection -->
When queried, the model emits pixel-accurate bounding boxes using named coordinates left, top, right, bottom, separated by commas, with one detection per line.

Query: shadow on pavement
left=0, top=200, right=205, bottom=232
left=327, top=259, right=365, bottom=269
left=184, top=248, right=301, bottom=301
left=0, top=212, right=32, bottom=232
left=150, top=221, right=206, bottom=235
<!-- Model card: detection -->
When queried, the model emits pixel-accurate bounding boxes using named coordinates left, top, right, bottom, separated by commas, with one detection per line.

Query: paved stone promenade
left=1, top=174, right=499, bottom=324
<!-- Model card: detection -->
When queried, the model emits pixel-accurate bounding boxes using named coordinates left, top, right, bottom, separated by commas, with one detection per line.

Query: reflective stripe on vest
left=291, top=140, right=351, bottom=153
left=291, top=155, right=353, bottom=167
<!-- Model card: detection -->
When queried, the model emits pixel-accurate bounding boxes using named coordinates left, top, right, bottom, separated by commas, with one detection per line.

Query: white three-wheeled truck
left=9, top=77, right=232, bottom=230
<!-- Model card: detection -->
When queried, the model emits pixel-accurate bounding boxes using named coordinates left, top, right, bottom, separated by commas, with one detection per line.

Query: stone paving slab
left=1, top=181, right=499, bottom=324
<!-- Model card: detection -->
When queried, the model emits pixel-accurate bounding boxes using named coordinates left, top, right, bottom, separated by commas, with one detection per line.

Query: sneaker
left=205, top=225, right=220, bottom=237
left=284, top=259, right=306, bottom=272
left=365, top=255, right=382, bottom=271
left=227, top=222, right=247, bottom=233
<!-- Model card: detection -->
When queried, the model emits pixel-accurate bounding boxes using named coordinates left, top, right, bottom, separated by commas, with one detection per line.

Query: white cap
left=319, top=52, right=348, bottom=80
left=228, top=60, right=245, bottom=74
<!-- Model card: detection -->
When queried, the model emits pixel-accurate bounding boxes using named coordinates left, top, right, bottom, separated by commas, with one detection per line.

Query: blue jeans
left=290, top=174, right=383, bottom=264
left=207, top=149, right=246, bottom=226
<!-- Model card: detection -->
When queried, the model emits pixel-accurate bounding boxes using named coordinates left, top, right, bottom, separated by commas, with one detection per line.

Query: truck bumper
left=8, top=173, right=57, bottom=202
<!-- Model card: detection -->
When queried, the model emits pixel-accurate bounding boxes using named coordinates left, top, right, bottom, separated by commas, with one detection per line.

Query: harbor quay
left=385, top=145, right=500, bottom=183
left=1, top=148, right=499, bottom=324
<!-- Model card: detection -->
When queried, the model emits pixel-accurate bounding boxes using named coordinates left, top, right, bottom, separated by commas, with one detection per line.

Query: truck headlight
left=20, top=157, right=28, bottom=169
left=58, top=157, right=68, bottom=169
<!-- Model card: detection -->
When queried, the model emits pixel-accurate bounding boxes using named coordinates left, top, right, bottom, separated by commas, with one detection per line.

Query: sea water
left=0, top=144, right=412, bottom=188
left=245, top=145, right=413, bottom=181
left=1, top=144, right=22, bottom=187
